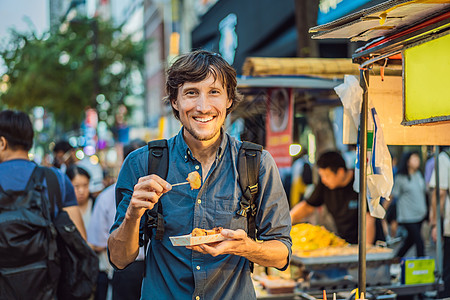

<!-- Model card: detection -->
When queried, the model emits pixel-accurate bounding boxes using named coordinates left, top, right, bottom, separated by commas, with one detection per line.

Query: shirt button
left=184, top=155, right=187, bottom=159
left=197, top=199, right=201, bottom=204
left=196, top=265, right=200, bottom=270
left=196, top=297, right=200, bottom=300
left=195, top=165, right=200, bottom=170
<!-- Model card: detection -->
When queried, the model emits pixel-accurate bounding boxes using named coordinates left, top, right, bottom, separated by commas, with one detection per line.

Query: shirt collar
left=174, top=127, right=228, bottom=163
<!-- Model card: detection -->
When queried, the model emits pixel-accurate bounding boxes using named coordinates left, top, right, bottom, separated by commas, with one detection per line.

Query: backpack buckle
left=250, top=203, right=257, bottom=216
left=249, top=184, right=258, bottom=195
left=236, top=202, right=250, bottom=217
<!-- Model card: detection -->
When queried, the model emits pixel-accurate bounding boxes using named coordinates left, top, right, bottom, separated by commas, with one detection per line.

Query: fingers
left=187, top=243, right=220, bottom=256
left=137, top=174, right=172, bottom=195
left=221, top=228, right=247, bottom=240
left=127, top=174, right=172, bottom=219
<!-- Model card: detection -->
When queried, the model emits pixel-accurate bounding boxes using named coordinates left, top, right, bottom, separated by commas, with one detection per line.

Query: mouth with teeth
left=193, top=116, right=215, bottom=123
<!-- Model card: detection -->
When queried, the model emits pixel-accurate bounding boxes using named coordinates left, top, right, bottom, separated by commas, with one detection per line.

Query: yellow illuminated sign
left=403, top=32, right=450, bottom=124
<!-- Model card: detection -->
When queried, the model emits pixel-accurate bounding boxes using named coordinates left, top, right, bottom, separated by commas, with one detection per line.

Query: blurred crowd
left=49, top=139, right=148, bottom=300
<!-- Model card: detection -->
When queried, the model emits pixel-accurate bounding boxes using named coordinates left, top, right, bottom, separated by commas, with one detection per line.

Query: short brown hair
left=164, top=50, right=243, bottom=120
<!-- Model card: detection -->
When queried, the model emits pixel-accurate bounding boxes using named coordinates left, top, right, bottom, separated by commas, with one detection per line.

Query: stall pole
left=434, top=146, right=443, bottom=277
left=358, top=68, right=369, bottom=295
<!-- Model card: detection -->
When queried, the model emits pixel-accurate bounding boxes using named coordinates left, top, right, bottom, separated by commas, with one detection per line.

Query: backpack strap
left=144, top=139, right=169, bottom=245
left=43, top=167, right=63, bottom=218
left=237, top=141, right=262, bottom=272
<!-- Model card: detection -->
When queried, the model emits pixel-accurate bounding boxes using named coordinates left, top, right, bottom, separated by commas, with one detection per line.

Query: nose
left=196, top=93, right=211, bottom=113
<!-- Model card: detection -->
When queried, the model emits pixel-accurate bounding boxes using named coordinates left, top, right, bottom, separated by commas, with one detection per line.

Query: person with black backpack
left=0, top=109, right=88, bottom=299
left=108, top=50, right=292, bottom=299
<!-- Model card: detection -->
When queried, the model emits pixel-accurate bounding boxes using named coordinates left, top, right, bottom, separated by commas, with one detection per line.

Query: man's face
left=318, top=167, right=346, bottom=190
left=172, top=74, right=232, bottom=143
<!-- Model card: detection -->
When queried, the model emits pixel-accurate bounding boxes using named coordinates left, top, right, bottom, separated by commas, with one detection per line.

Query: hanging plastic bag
left=334, top=75, right=394, bottom=219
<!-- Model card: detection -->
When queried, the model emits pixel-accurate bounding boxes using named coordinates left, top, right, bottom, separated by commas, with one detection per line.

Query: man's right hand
left=126, top=174, right=172, bottom=220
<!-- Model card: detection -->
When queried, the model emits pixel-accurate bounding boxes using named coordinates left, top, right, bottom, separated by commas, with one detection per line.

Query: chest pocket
left=213, top=191, right=247, bottom=231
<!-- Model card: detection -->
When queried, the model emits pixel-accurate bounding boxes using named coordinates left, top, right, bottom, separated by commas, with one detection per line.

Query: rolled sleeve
left=256, top=150, right=292, bottom=270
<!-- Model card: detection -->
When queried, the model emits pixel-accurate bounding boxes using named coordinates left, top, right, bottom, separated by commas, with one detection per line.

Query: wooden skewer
left=171, top=181, right=190, bottom=187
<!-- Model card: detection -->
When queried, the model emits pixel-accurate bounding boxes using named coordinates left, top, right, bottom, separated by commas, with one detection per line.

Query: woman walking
left=392, top=151, right=427, bottom=258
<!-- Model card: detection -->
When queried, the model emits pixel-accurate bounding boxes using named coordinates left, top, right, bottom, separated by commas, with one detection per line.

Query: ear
left=0, top=136, right=7, bottom=151
left=226, top=98, right=232, bottom=109
left=171, top=98, right=179, bottom=111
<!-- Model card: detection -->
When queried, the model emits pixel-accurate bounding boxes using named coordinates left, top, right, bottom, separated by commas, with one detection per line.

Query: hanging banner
left=265, top=88, right=293, bottom=168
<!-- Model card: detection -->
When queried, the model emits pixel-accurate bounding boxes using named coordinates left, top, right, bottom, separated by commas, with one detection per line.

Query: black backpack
left=120, top=139, right=262, bottom=272
left=44, top=169, right=99, bottom=300
left=0, top=166, right=60, bottom=300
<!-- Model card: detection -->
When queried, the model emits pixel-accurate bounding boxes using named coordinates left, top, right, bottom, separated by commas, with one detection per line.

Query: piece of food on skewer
left=186, top=171, right=201, bottom=189
left=171, top=171, right=201, bottom=190
left=191, top=227, right=223, bottom=237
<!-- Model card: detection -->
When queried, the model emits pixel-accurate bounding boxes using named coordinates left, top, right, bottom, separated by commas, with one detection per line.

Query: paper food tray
left=169, top=233, right=226, bottom=246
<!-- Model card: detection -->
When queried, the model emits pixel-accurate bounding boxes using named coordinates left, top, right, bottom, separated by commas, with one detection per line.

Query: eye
left=210, top=89, right=220, bottom=94
left=185, top=90, right=197, bottom=96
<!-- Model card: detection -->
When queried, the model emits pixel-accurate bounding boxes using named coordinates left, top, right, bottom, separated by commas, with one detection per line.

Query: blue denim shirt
left=110, top=130, right=292, bottom=300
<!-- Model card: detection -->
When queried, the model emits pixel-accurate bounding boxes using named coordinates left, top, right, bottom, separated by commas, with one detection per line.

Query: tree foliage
left=0, top=17, right=144, bottom=130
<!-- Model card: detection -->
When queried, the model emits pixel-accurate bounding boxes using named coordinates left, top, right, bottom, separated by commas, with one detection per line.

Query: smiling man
left=290, top=151, right=378, bottom=245
left=108, top=50, right=292, bottom=299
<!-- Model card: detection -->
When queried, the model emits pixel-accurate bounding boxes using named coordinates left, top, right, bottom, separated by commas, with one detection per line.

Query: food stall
left=248, top=0, right=450, bottom=299
left=310, top=0, right=449, bottom=298
left=236, top=62, right=400, bottom=299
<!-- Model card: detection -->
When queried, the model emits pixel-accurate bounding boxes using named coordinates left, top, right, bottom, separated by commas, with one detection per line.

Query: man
left=53, top=140, right=78, bottom=171
left=290, top=151, right=377, bottom=245
left=108, top=50, right=292, bottom=299
left=0, top=110, right=87, bottom=298
left=53, top=140, right=104, bottom=197
left=0, top=110, right=85, bottom=237
left=429, top=147, right=450, bottom=298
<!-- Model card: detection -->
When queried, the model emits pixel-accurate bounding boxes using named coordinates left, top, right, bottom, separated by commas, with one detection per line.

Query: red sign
left=265, top=88, right=293, bottom=168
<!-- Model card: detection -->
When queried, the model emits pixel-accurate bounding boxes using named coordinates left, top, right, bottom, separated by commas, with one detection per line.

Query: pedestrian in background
left=66, top=165, right=94, bottom=230
left=0, top=110, right=86, bottom=299
left=87, top=139, right=147, bottom=300
left=429, top=146, right=450, bottom=298
left=392, top=151, right=427, bottom=258
left=53, top=140, right=105, bottom=198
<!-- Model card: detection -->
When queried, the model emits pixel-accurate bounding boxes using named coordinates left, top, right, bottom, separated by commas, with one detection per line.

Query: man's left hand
left=186, top=229, right=252, bottom=257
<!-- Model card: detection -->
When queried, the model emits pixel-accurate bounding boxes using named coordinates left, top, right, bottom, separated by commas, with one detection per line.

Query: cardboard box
left=169, top=233, right=225, bottom=246
left=401, top=257, right=435, bottom=285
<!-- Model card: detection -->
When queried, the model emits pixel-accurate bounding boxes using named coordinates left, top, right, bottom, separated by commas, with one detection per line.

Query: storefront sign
left=266, top=88, right=293, bottom=168
left=219, top=13, right=238, bottom=65
left=317, top=0, right=372, bottom=25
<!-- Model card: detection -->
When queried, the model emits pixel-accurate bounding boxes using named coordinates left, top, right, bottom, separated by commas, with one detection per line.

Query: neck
left=184, top=130, right=222, bottom=164
left=183, top=130, right=222, bottom=177
left=0, top=150, right=29, bottom=163
left=341, top=169, right=354, bottom=187
left=79, top=199, right=90, bottom=213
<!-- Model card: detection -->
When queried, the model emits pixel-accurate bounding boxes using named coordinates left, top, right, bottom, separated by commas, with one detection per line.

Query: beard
left=183, top=125, right=221, bottom=141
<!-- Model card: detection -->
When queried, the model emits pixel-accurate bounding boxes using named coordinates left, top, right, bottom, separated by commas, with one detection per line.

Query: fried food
left=186, top=171, right=201, bottom=190
left=291, top=223, right=348, bottom=256
left=191, top=227, right=222, bottom=237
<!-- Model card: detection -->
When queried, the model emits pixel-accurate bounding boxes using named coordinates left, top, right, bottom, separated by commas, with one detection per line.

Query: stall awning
left=241, top=57, right=401, bottom=78
left=310, top=0, right=450, bottom=42
left=237, top=76, right=342, bottom=90
left=308, top=0, right=450, bottom=127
